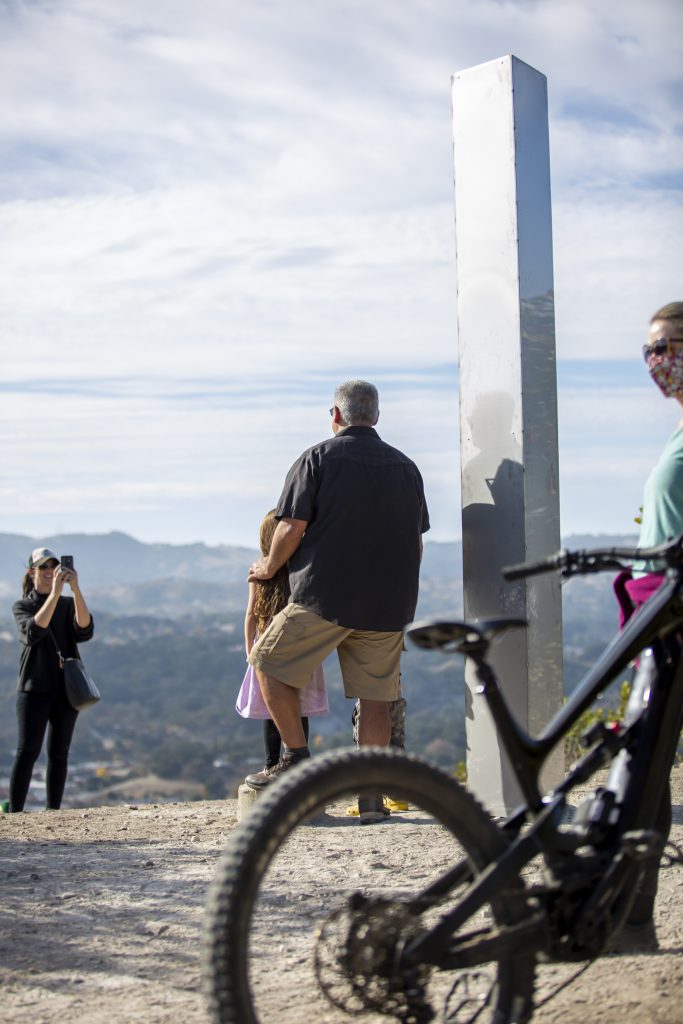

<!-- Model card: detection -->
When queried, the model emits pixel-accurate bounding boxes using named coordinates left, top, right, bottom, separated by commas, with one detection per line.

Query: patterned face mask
left=648, top=349, right=683, bottom=398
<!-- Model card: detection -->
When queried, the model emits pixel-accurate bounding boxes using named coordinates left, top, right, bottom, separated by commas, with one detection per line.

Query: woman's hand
left=50, top=566, right=68, bottom=596
left=62, top=568, right=81, bottom=593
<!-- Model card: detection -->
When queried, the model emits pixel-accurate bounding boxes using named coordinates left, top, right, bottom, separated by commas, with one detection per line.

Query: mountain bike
left=202, top=536, right=683, bottom=1024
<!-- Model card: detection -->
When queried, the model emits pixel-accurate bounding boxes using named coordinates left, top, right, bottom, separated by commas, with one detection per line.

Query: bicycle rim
left=203, top=748, right=535, bottom=1024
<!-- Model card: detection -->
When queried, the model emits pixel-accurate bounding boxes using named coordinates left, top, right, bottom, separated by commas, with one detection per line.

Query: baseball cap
left=30, top=547, right=58, bottom=568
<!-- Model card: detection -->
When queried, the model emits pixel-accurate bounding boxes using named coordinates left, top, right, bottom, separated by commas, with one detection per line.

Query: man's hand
left=247, top=557, right=274, bottom=582
left=246, top=518, right=308, bottom=582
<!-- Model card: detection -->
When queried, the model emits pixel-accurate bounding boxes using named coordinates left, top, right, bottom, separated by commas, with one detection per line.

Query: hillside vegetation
left=0, top=530, right=636, bottom=805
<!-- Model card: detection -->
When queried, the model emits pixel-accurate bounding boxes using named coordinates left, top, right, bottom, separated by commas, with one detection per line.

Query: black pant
left=9, top=690, right=79, bottom=811
left=628, top=780, right=672, bottom=925
left=263, top=717, right=309, bottom=768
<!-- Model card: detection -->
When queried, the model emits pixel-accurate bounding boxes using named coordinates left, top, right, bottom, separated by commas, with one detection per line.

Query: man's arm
left=247, top=518, right=308, bottom=581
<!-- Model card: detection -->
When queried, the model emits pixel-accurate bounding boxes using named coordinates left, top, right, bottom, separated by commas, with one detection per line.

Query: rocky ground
left=1, top=768, right=681, bottom=1024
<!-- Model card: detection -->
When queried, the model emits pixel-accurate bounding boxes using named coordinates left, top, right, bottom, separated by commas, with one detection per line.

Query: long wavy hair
left=252, top=509, right=290, bottom=636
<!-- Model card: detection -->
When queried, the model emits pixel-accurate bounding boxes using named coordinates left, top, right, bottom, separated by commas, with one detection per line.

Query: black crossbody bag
left=48, top=629, right=101, bottom=711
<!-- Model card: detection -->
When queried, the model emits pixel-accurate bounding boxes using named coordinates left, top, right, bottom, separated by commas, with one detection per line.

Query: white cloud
left=0, top=0, right=680, bottom=544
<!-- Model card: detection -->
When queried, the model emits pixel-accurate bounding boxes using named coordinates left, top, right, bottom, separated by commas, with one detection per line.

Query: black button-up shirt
left=13, top=590, right=95, bottom=695
left=276, top=426, right=430, bottom=631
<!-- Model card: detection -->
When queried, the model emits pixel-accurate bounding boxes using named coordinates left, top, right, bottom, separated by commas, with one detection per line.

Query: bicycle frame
left=479, top=570, right=683, bottom=815
left=402, top=559, right=683, bottom=971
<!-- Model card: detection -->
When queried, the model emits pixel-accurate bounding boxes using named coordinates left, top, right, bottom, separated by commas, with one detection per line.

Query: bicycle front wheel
left=203, top=748, right=535, bottom=1024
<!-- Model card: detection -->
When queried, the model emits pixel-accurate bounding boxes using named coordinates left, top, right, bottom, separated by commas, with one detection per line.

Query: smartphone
left=60, top=555, right=74, bottom=570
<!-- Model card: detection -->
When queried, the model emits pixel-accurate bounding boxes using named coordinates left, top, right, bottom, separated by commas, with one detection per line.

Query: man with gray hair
left=245, top=379, right=429, bottom=823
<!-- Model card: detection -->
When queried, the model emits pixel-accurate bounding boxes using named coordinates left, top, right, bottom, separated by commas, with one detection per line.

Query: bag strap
left=47, top=628, right=65, bottom=669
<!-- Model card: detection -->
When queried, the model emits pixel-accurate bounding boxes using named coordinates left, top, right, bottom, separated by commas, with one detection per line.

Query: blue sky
left=1, top=0, right=681, bottom=548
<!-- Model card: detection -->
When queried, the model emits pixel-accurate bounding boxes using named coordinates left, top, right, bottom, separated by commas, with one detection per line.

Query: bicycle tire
left=203, top=748, right=535, bottom=1024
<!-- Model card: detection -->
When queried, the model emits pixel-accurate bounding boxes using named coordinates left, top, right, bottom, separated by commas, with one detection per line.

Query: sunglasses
left=642, top=337, right=683, bottom=363
left=34, top=562, right=59, bottom=570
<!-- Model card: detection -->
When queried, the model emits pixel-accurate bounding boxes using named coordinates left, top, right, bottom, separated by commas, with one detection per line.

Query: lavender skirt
left=235, top=663, right=328, bottom=720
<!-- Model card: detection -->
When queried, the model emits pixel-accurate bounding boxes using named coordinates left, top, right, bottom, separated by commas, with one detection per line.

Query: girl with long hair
left=236, top=510, right=327, bottom=775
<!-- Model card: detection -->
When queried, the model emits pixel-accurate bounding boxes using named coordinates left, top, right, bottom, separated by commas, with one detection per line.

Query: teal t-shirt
left=633, top=425, right=683, bottom=576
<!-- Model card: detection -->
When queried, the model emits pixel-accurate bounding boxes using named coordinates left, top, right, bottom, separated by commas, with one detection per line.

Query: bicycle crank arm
left=571, top=830, right=665, bottom=950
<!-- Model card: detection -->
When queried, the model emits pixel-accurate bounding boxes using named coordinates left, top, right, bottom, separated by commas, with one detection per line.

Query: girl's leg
left=351, top=701, right=360, bottom=746
left=9, top=692, right=51, bottom=812
left=45, top=698, right=79, bottom=810
left=263, top=719, right=282, bottom=769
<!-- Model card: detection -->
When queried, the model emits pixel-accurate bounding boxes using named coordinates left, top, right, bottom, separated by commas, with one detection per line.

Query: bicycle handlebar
left=502, top=533, right=683, bottom=582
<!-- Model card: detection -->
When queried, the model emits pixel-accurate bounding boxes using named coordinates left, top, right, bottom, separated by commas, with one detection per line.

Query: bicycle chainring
left=313, top=894, right=433, bottom=1021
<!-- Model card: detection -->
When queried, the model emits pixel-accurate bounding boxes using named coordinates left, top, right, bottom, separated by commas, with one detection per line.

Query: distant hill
left=0, top=529, right=257, bottom=586
left=0, top=531, right=260, bottom=614
left=0, top=530, right=637, bottom=618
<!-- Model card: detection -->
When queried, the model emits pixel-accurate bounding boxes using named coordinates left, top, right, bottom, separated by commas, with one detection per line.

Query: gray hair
left=334, top=380, right=379, bottom=426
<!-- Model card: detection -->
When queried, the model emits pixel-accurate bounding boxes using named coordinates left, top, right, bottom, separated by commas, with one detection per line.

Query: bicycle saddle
left=405, top=617, right=527, bottom=653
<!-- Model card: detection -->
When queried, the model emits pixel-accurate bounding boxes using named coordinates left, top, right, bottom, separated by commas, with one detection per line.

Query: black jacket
left=13, top=590, right=95, bottom=695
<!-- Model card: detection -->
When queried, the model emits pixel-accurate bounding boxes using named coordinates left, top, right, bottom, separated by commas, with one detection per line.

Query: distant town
left=0, top=530, right=638, bottom=811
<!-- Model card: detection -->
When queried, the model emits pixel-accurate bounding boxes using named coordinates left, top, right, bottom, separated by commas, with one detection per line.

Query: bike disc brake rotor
left=443, top=969, right=499, bottom=1023
left=314, top=895, right=433, bottom=1020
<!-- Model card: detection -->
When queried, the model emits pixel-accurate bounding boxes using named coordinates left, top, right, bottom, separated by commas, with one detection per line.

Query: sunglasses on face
left=34, top=562, right=59, bottom=571
left=642, top=337, right=683, bottom=362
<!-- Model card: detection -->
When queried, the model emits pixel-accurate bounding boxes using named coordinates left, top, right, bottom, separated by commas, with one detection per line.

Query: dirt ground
left=1, top=768, right=682, bottom=1024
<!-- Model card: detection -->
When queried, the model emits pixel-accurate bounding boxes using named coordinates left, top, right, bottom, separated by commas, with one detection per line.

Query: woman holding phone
left=8, top=548, right=94, bottom=812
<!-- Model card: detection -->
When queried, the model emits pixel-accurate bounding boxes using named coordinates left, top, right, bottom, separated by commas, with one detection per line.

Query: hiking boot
left=245, top=752, right=309, bottom=790
left=358, top=796, right=390, bottom=825
left=606, top=919, right=659, bottom=954
left=244, top=765, right=275, bottom=787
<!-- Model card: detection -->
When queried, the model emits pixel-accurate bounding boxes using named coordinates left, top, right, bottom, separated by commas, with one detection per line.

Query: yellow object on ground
left=384, top=798, right=409, bottom=812
left=345, top=798, right=410, bottom=816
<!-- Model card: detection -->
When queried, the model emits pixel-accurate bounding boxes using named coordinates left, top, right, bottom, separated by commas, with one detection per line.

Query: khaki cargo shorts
left=248, top=603, right=403, bottom=701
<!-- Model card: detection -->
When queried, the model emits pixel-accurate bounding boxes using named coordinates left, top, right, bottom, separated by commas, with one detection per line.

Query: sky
left=1, top=0, right=682, bottom=550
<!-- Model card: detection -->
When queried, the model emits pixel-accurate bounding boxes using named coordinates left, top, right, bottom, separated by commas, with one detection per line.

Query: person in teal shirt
left=612, top=301, right=683, bottom=951
left=634, top=426, right=683, bottom=576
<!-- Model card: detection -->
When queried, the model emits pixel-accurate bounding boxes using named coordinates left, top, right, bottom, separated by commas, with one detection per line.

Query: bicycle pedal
left=621, top=830, right=665, bottom=860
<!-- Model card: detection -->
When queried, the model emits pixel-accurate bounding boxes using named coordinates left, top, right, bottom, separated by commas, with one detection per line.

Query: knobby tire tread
left=202, top=747, right=535, bottom=1024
